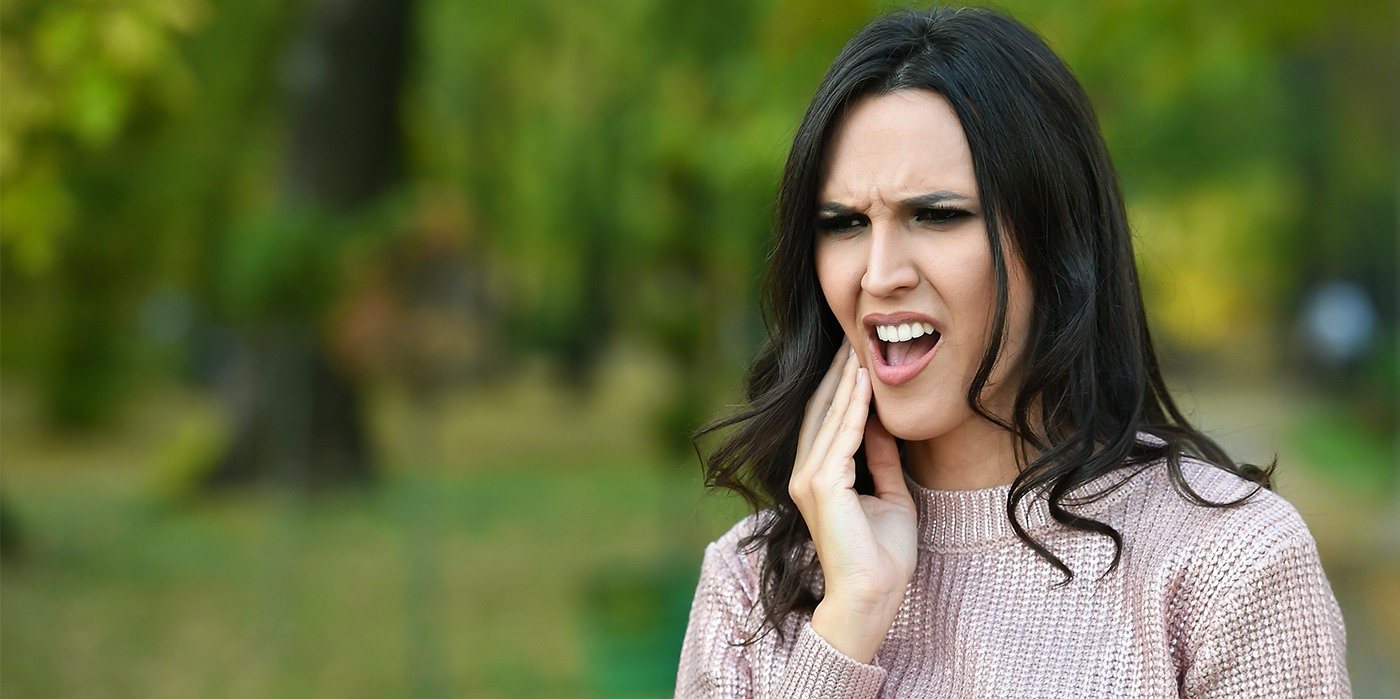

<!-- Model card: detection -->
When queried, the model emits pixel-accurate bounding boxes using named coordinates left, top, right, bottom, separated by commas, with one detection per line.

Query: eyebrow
left=817, top=190, right=972, bottom=216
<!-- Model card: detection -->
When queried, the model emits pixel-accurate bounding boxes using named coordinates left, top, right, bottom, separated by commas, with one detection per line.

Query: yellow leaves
left=0, top=0, right=210, bottom=271
left=2, top=0, right=210, bottom=150
left=1129, top=172, right=1291, bottom=355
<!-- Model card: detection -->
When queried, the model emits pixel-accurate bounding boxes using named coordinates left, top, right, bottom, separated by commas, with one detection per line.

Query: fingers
left=797, top=338, right=850, bottom=464
left=864, top=409, right=913, bottom=505
left=801, top=345, right=861, bottom=479
left=820, top=367, right=873, bottom=489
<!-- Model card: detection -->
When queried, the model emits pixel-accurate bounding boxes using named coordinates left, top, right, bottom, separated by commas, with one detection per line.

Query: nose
left=861, top=223, right=920, bottom=297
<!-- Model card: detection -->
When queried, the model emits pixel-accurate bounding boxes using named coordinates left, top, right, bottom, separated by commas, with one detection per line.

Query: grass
left=1288, top=404, right=1397, bottom=498
left=1, top=351, right=748, bottom=698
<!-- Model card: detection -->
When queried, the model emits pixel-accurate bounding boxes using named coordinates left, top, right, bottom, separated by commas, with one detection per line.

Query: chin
left=873, top=396, right=960, bottom=442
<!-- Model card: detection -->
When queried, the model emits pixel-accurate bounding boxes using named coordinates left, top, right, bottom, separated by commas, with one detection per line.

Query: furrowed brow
left=817, top=202, right=858, bottom=216
left=898, top=191, right=970, bottom=208
left=817, top=190, right=971, bottom=215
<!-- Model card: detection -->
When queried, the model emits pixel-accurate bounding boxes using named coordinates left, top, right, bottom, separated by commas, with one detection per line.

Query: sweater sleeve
left=1181, top=531, right=1351, bottom=698
left=675, top=528, right=888, bottom=698
left=774, top=621, right=887, bottom=698
left=675, top=539, right=756, bottom=697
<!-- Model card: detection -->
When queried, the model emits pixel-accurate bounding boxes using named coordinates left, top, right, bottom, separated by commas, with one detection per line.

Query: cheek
left=928, top=235, right=1025, bottom=389
left=815, top=243, right=862, bottom=320
left=938, top=241, right=997, bottom=348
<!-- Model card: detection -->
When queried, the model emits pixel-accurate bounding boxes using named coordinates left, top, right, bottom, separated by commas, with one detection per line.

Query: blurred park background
left=1, top=0, right=1396, bottom=696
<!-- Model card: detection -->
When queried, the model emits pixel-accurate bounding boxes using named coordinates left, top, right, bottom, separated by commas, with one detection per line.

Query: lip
left=862, top=311, right=943, bottom=386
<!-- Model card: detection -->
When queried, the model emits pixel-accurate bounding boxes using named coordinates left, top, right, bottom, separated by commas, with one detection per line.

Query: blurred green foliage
left=3, top=0, right=1395, bottom=433
left=3, top=0, right=1396, bottom=430
left=0, top=0, right=208, bottom=272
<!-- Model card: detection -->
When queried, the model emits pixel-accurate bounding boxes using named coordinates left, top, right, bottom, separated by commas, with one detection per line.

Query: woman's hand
left=789, top=338, right=918, bottom=664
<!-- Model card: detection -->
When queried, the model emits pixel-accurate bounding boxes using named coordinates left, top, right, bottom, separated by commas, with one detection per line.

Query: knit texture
left=675, top=438, right=1351, bottom=697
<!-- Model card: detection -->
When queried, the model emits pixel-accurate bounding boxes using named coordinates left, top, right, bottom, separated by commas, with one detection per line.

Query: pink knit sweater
left=675, top=449, right=1351, bottom=697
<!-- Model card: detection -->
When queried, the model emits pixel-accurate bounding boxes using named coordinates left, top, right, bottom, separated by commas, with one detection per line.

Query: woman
left=676, top=5, right=1350, bottom=698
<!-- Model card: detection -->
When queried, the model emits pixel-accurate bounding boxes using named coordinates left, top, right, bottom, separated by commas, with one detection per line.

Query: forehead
left=818, top=89, right=976, bottom=204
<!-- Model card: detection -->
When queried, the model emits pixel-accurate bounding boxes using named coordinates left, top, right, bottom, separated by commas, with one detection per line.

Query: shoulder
left=1075, top=452, right=1328, bottom=608
left=708, top=508, right=776, bottom=557
left=1075, top=451, right=1340, bottom=628
left=1153, top=456, right=1311, bottom=551
left=697, top=509, right=780, bottom=602
left=1138, top=464, right=1353, bottom=690
left=1073, top=451, right=1313, bottom=551
left=1160, top=457, right=1325, bottom=586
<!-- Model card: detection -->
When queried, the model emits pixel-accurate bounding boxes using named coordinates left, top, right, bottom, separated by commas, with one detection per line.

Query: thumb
left=864, top=409, right=912, bottom=505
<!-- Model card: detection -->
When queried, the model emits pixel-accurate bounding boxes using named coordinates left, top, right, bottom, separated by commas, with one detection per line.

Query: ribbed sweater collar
left=901, top=468, right=1053, bottom=551
left=900, top=431, right=1163, bottom=551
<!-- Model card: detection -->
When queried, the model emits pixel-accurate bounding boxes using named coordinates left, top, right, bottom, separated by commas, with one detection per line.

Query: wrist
left=809, top=594, right=901, bottom=664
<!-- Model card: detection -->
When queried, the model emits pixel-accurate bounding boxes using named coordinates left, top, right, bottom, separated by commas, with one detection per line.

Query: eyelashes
left=814, top=207, right=974, bottom=234
left=916, top=207, right=974, bottom=226
left=814, top=215, right=864, bottom=233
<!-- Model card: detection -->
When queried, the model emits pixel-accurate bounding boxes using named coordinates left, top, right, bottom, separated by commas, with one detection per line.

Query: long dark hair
left=690, top=4, right=1275, bottom=645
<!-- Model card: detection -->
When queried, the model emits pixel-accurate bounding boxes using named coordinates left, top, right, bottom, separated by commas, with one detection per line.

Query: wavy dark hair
left=690, top=4, right=1276, bottom=645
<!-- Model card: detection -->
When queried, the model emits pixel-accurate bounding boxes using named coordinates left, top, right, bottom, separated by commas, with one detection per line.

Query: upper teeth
left=877, top=322, right=937, bottom=342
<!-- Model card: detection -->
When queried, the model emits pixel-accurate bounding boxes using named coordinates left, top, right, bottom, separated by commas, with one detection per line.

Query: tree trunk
left=204, top=0, right=412, bottom=489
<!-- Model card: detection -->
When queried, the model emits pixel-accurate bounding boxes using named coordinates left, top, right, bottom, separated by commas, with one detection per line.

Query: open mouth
left=867, top=321, right=942, bottom=386
left=877, top=324, right=940, bottom=366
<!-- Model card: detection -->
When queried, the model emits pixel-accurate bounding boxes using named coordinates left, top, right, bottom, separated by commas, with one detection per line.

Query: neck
left=904, top=418, right=1021, bottom=490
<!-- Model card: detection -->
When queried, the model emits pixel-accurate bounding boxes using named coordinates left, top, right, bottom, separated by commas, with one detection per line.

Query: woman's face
left=813, top=89, right=1033, bottom=442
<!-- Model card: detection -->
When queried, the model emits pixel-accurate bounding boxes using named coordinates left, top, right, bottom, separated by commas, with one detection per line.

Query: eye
left=915, top=207, right=973, bottom=226
left=814, top=214, right=867, bottom=235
